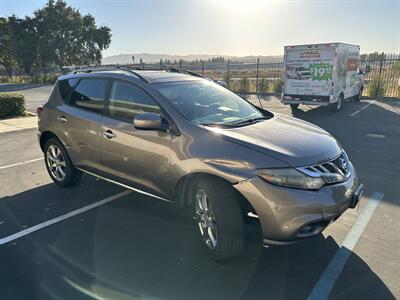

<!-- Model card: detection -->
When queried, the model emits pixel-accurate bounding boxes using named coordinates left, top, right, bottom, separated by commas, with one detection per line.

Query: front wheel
left=192, top=178, right=244, bottom=260
left=44, top=138, right=82, bottom=187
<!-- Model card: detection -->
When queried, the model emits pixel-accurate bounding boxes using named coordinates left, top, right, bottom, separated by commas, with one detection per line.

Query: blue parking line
left=307, top=192, right=384, bottom=300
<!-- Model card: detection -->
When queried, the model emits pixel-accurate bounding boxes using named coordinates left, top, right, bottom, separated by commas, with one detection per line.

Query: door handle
left=103, top=130, right=117, bottom=139
left=57, top=116, right=67, bottom=123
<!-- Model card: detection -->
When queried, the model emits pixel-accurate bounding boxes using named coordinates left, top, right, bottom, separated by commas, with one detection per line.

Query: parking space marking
left=349, top=100, right=376, bottom=117
left=307, top=191, right=384, bottom=300
left=0, top=157, right=43, bottom=170
left=0, top=190, right=131, bottom=246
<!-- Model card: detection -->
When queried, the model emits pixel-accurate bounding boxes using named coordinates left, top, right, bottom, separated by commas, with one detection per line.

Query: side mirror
left=365, top=65, right=371, bottom=73
left=216, top=80, right=228, bottom=88
left=134, top=112, right=162, bottom=130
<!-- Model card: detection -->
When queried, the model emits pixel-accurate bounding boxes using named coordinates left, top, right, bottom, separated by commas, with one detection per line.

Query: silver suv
left=37, top=68, right=363, bottom=260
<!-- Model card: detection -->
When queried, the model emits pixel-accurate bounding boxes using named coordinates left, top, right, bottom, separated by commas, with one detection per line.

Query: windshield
left=154, top=80, right=265, bottom=126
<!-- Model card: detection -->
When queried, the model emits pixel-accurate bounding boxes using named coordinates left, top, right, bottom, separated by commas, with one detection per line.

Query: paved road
left=0, top=85, right=399, bottom=299
left=0, top=83, right=53, bottom=114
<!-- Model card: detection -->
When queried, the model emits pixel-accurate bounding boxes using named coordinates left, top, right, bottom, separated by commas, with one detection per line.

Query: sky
left=1, top=0, right=399, bottom=57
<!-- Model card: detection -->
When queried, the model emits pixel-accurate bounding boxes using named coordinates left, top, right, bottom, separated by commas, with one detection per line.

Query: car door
left=99, top=79, right=172, bottom=199
left=57, top=77, right=109, bottom=171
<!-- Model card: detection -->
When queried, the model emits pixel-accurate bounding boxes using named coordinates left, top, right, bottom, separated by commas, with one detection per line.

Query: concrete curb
left=0, top=115, right=37, bottom=134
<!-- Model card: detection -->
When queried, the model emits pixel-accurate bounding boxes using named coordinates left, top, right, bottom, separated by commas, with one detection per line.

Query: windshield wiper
left=199, top=122, right=221, bottom=127
left=199, top=116, right=268, bottom=128
left=199, top=122, right=241, bottom=128
left=226, top=116, right=268, bottom=127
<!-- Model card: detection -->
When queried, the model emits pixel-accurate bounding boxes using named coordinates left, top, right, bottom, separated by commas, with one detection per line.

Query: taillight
left=36, top=105, right=44, bottom=118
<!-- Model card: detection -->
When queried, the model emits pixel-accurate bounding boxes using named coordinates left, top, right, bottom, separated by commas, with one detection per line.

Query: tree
left=8, top=16, right=38, bottom=75
left=33, top=0, right=112, bottom=69
left=0, top=17, right=17, bottom=76
left=367, top=52, right=383, bottom=60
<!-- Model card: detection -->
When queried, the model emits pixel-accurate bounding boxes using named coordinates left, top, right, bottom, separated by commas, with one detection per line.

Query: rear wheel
left=192, top=178, right=244, bottom=260
left=44, top=138, right=82, bottom=187
left=290, top=103, right=300, bottom=110
left=330, top=94, right=343, bottom=112
left=354, top=87, right=363, bottom=102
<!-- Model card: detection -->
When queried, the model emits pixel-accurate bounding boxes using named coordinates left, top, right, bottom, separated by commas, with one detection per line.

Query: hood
left=205, top=114, right=342, bottom=167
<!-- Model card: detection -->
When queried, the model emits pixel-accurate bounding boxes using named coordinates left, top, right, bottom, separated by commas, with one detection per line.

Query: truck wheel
left=290, top=104, right=300, bottom=110
left=354, top=87, right=363, bottom=102
left=192, top=178, right=244, bottom=260
left=330, top=94, right=343, bottom=112
left=44, top=138, right=82, bottom=187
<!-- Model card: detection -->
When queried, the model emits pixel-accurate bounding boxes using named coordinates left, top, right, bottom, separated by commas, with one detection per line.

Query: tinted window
left=58, top=78, right=79, bottom=102
left=70, top=78, right=108, bottom=113
left=109, top=80, right=160, bottom=122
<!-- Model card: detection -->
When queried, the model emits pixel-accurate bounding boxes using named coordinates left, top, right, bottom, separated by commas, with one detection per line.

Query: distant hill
left=102, top=53, right=282, bottom=64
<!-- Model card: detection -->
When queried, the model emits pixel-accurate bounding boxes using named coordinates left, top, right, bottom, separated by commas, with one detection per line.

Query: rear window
left=58, top=78, right=79, bottom=102
left=69, top=78, right=108, bottom=113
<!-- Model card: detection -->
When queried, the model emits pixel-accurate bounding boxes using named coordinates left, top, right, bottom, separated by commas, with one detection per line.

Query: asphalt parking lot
left=0, top=84, right=399, bottom=300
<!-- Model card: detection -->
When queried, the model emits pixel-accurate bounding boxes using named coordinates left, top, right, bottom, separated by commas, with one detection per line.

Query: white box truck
left=281, top=43, right=365, bottom=112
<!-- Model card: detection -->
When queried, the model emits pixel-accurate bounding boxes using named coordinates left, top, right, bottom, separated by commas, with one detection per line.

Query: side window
left=109, top=80, right=160, bottom=122
left=69, top=78, right=108, bottom=113
left=58, top=78, right=79, bottom=102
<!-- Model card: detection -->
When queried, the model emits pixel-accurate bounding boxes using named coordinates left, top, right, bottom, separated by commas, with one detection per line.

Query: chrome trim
left=297, top=151, right=351, bottom=183
left=57, top=116, right=68, bottom=123
left=102, top=131, right=117, bottom=139
left=77, top=168, right=173, bottom=203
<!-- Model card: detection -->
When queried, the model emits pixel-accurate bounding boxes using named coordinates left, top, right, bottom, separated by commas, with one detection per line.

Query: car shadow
left=0, top=182, right=395, bottom=300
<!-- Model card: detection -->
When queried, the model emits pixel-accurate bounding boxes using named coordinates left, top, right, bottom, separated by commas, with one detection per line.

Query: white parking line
left=349, top=100, right=376, bottom=117
left=307, top=191, right=384, bottom=300
left=0, top=157, right=43, bottom=170
left=0, top=190, right=131, bottom=246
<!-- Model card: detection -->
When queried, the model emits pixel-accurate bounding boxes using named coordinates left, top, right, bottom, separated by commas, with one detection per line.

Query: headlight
left=257, top=168, right=325, bottom=190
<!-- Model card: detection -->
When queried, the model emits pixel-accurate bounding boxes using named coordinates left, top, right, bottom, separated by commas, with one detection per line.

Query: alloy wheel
left=46, top=144, right=67, bottom=181
left=195, top=188, right=218, bottom=250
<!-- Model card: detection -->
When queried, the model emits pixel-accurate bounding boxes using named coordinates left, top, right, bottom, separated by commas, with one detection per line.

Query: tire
left=44, top=138, right=82, bottom=187
left=330, top=94, right=343, bottom=112
left=354, top=87, right=363, bottom=102
left=191, top=178, right=244, bottom=260
left=290, top=103, right=300, bottom=110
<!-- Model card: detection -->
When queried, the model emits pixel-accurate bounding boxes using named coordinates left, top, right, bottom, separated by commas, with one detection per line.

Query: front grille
left=297, top=152, right=351, bottom=184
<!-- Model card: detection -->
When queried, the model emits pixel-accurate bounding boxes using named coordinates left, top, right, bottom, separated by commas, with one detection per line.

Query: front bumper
left=234, top=165, right=361, bottom=245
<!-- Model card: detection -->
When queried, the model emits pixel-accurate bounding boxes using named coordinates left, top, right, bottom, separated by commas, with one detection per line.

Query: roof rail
left=134, top=65, right=206, bottom=78
left=69, top=66, right=149, bottom=83
left=69, top=65, right=214, bottom=84
left=160, top=66, right=214, bottom=81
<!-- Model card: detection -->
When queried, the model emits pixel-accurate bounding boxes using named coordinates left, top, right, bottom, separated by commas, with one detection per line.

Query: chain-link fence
left=130, top=52, right=400, bottom=98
